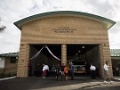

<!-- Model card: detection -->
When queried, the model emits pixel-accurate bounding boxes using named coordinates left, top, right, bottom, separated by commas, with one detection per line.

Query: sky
left=0, top=0, right=120, bottom=54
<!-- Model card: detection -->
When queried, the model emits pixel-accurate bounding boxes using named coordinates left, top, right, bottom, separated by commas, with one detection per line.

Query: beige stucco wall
left=21, top=16, right=108, bottom=43
left=0, top=57, right=17, bottom=74
left=4, top=57, right=18, bottom=74
left=17, top=15, right=112, bottom=78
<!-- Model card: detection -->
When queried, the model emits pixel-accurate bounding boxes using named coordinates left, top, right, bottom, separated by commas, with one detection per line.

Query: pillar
left=17, top=43, right=29, bottom=77
left=99, top=44, right=113, bottom=78
left=61, top=44, right=67, bottom=65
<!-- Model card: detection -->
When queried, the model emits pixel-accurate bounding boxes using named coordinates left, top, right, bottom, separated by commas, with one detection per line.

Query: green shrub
left=0, top=72, right=16, bottom=78
left=0, top=72, right=5, bottom=78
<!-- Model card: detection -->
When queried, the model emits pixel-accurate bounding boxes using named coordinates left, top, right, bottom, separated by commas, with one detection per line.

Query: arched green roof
left=14, top=11, right=116, bottom=30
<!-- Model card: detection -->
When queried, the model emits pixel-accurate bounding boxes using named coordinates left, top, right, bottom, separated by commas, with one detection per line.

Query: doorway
left=29, top=44, right=61, bottom=77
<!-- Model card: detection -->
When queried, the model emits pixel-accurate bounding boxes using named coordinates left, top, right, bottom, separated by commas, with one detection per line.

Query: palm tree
left=0, top=18, right=6, bottom=32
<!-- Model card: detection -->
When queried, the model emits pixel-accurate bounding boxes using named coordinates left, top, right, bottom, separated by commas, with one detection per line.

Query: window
left=10, top=57, right=16, bottom=63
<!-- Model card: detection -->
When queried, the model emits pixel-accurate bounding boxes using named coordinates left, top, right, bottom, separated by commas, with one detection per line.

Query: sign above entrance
left=52, top=27, right=76, bottom=33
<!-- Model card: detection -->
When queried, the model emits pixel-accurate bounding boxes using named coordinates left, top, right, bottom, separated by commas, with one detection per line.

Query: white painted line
left=0, top=76, right=16, bottom=81
left=114, top=78, right=120, bottom=81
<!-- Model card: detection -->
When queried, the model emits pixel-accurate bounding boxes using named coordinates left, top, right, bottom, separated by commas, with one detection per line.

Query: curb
left=114, top=78, right=120, bottom=81
left=113, top=77, right=120, bottom=81
left=0, top=76, right=16, bottom=81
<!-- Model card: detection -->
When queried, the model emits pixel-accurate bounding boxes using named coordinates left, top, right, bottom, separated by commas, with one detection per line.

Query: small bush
left=0, top=72, right=5, bottom=78
left=0, top=72, right=16, bottom=78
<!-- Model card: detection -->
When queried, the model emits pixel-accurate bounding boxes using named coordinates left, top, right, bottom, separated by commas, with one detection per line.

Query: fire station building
left=14, top=11, right=115, bottom=78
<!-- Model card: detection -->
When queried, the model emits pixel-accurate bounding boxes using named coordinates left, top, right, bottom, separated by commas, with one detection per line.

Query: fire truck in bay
left=72, top=60, right=87, bottom=74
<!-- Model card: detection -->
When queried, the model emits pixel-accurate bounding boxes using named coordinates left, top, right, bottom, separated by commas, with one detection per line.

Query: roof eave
left=14, top=11, right=116, bottom=30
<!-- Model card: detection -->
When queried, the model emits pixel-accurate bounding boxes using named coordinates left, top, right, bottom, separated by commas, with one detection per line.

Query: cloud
left=0, top=0, right=120, bottom=54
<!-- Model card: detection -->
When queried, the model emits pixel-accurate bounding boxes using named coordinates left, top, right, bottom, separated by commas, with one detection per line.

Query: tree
left=0, top=18, right=6, bottom=32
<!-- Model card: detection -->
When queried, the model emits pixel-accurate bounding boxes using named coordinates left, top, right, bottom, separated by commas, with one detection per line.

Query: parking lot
left=0, top=76, right=120, bottom=90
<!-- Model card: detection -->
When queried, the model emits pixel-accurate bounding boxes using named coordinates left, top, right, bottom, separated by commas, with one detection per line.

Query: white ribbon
left=30, top=45, right=61, bottom=61
left=45, top=45, right=61, bottom=61
left=30, top=46, right=44, bottom=60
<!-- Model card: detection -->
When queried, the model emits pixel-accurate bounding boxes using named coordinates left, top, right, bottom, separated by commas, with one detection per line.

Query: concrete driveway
left=0, top=76, right=120, bottom=90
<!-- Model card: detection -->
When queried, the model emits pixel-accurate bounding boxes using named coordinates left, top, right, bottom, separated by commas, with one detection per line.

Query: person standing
left=90, top=63, right=96, bottom=79
left=28, top=63, right=32, bottom=76
left=60, top=63, right=65, bottom=75
left=60, top=63, right=65, bottom=80
left=42, top=64, right=46, bottom=78
left=42, top=64, right=49, bottom=78
left=45, top=64, right=49, bottom=77
left=64, top=65, right=69, bottom=80
left=104, top=61, right=113, bottom=83
left=69, top=62, right=74, bottom=80
left=55, top=64, right=61, bottom=81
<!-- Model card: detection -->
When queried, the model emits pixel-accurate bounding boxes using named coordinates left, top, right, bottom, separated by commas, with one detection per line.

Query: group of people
left=42, top=62, right=74, bottom=81
left=42, top=61, right=113, bottom=83
left=90, top=61, right=113, bottom=83
left=55, top=62, right=74, bottom=81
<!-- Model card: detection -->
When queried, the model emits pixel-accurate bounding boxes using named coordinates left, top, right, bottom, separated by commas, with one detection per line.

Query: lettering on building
left=52, top=27, right=76, bottom=33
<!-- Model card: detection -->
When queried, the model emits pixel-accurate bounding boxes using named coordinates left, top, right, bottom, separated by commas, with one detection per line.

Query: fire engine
left=72, top=61, right=86, bottom=74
